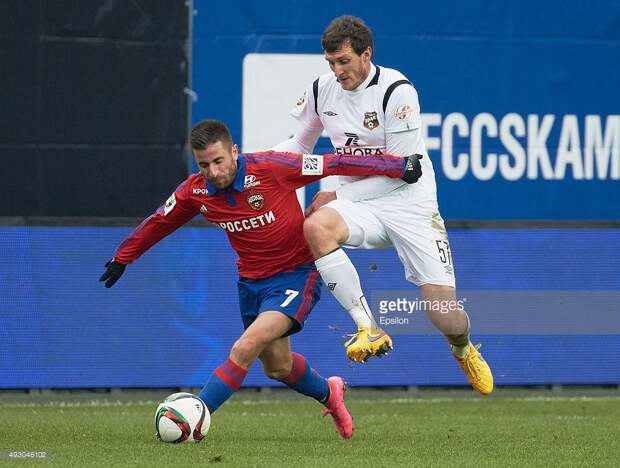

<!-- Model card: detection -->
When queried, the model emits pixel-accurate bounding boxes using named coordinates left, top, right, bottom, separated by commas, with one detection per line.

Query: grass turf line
left=1, top=392, right=619, bottom=467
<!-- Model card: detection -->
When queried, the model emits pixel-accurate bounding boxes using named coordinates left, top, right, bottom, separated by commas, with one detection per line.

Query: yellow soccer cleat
left=453, top=342, right=494, bottom=395
left=344, top=326, right=393, bottom=362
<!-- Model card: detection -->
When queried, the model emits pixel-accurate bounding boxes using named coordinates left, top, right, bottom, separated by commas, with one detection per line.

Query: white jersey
left=290, top=63, right=437, bottom=201
left=277, top=63, right=453, bottom=287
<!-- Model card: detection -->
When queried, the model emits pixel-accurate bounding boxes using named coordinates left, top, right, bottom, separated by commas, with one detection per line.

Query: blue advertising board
left=1, top=226, right=618, bottom=388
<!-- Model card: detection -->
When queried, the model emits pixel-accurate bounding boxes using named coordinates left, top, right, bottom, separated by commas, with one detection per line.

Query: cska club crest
left=363, top=111, right=380, bottom=130
left=247, top=193, right=265, bottom=211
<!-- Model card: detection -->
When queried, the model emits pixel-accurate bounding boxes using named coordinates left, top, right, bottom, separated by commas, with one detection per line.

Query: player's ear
left=231, top=143, right=238, bottom=161
left=362, top=47, right=372, bottom=62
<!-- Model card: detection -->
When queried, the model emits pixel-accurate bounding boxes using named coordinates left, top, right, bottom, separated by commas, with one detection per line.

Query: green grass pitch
left=1, top=389, right=618, bottom=467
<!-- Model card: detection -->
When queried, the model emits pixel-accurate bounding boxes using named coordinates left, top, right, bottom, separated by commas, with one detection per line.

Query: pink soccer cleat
left=322, top=376, right=353, bottom=439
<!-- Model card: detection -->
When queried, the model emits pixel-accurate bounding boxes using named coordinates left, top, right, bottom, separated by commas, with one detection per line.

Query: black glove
left=400, top=154, right=423, bottom=184
left=99, top=260, right=126, bottom=288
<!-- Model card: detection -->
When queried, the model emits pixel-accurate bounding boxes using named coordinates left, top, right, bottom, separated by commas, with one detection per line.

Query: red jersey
left=114, top=151, right=406, bottom=279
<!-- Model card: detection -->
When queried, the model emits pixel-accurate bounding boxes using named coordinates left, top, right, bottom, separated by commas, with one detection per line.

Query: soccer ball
left=154, top=392, right=211, bottom=443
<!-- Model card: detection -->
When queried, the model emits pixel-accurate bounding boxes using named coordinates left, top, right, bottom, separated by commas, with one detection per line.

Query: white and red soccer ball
left=154, top=392, right=211, bottom=443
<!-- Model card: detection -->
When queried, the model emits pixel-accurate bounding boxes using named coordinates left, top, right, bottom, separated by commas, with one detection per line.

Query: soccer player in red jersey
left=99, top=119, right=422, bottom=438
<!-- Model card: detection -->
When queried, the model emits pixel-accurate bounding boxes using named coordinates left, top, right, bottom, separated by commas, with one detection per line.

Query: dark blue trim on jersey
left=366, top=65, right=381, bottom=88
left=383, top=79, right=413, bottom=113
left=244, top=153, right=298, bottom=168
left=207, top=155, right=247, bottom=195
left=312, top=78, right=319, bottom=115
left=337, top=161, right=406, bottom=172
left=114, top=212, right=157, bottom=258
left=224, top=192, right=237, bottom=207
left=115, top=179, right=191, bottom=257
left=326, top=157, right=403, bottom=168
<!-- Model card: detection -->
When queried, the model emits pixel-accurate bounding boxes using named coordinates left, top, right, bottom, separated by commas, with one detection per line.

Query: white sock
left=315, top=249, right=377, bottom=328
left=450, top=344, right=470, bottom=359
left=449, top=314, right=471, bottom=358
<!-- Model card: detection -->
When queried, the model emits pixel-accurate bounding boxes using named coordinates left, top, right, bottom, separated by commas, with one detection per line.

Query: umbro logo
left=328, top=282, right=337, bottom=291
left=200, top=205, right=208, bottom=214
left=323, top=111, right=338, bottom=116
left=344, top=132, right=359, bottom=146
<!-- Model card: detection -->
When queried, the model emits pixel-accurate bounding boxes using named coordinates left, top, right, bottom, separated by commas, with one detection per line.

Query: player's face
left=194, top=141, right=239, bottom=190
left=325, top=42, right=372, bottom=91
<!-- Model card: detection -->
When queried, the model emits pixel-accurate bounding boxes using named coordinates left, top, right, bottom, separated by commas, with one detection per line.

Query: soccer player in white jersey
left=274, top=16, right=493, bottom=394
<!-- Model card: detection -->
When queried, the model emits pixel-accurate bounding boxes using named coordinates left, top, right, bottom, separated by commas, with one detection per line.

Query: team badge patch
left=363, top=111, right=380, bottom=130
left=247, top=193, right=265, bottom=211
left=396, top=104, right=413, bottom=121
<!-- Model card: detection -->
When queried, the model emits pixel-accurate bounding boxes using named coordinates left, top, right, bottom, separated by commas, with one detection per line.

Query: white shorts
left=325, top=185, right=456, bottom=287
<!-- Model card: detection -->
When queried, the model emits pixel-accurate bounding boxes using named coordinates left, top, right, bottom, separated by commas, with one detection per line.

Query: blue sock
left=281, top=352, right=329, bottom=403
left=198, top=358, right=248, bottom=413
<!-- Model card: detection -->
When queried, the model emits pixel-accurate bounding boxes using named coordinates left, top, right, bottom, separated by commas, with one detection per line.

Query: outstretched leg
left=198, top=311, right=290, bottom=412
left=260, top=336, right=353, bottom=439
left=421, top=284, right=494, bottom=395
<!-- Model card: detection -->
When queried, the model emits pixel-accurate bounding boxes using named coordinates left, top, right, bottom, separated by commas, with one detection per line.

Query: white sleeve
left=271, top=83, right=324, bottom=153
left=271, top=121, right=323, bottom=153
left=335, top=129, right=418, bottom=201
left=384, top=81, right=422, bottom=133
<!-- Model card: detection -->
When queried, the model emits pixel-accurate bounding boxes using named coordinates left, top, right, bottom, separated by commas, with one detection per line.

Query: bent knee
left=420, top=283, right=456, bottom=298
left=303, top=209, right=348, bottom=245
left=303, top=213, right=330, bottom=242
left=263, top=365, right=292, bottom=381
left=421, top=283, right=455, bottom=293
left=231, top=336, right=262, bottom=362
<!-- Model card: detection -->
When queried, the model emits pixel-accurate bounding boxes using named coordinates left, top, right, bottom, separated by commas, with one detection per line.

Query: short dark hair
left=190, top=119, right=232, bottom=150
left=321, top=16, right=373, bottom=55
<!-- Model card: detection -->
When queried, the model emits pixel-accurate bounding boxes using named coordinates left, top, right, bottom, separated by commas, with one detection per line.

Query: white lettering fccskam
left=423, top=113, right=620, bottom=181
left=527, top=114, right=555, bottom=180
left=585, top=115, right=620, bottom=179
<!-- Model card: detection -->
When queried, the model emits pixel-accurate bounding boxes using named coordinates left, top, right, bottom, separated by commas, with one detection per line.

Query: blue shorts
left=238, top=263, right=322, bottom=337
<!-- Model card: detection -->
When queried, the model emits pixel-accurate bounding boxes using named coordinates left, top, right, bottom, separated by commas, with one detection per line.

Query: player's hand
left=99, top=260, right=126, bottom=288
left=305, top=191, right=337, bottom=217
left=401, top=154, right=423, bottom=184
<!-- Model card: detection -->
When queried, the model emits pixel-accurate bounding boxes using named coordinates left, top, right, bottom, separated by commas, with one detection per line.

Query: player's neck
left=345, top=63, right=375, bottom=93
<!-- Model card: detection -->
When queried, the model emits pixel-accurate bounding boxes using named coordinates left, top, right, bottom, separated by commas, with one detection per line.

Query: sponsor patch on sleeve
left=163, top=193, right=176, bottom=216
left=302, top=154, right=324, bottom=175
left=295, top=91, right=307, bottom=110
left=395, top=104, right=413, bottom=121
